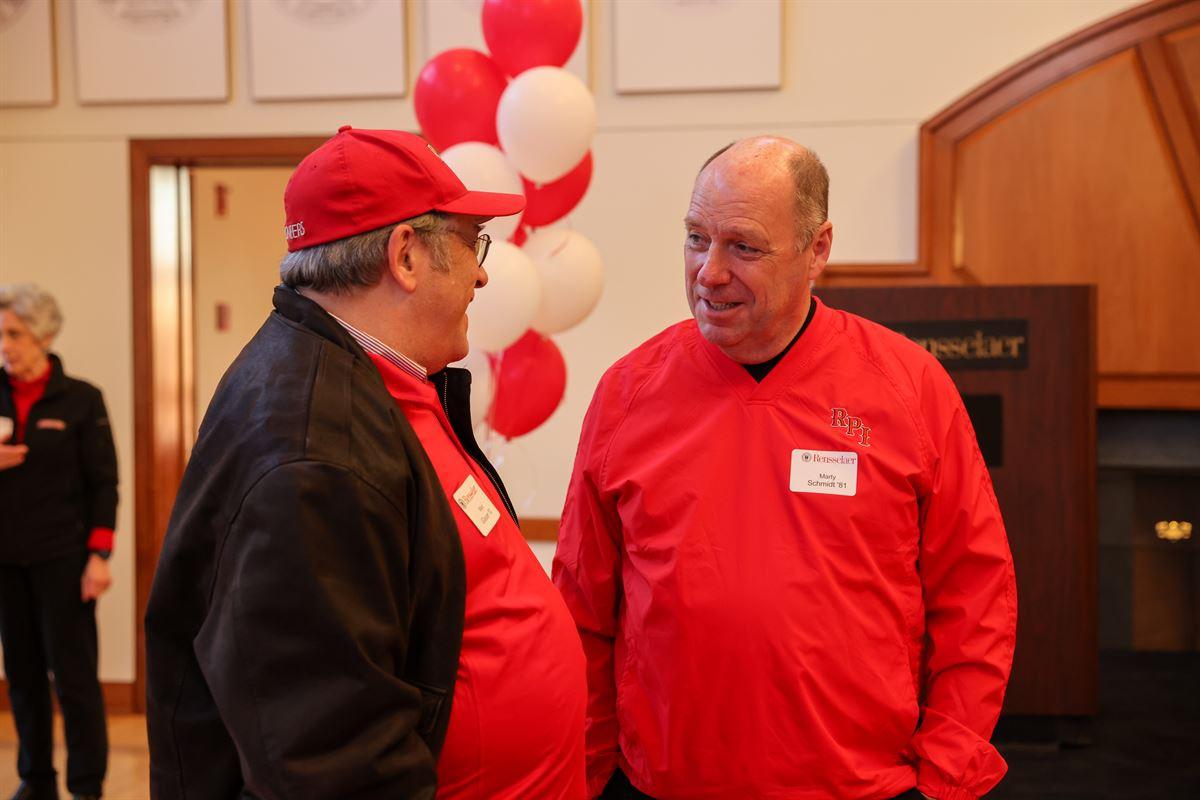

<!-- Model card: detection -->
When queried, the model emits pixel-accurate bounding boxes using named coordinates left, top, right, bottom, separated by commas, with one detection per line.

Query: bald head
left=683, top=135, right=834, bottom=363
left=699, top=137, right=829, bottom=248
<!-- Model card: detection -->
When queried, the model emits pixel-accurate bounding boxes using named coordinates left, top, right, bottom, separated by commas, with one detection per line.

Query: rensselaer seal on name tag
left=274, top=0, right=371, bottom=26
left=0, top=0, right=30, bottom=33
left=97, top=0, right=201, bottom=31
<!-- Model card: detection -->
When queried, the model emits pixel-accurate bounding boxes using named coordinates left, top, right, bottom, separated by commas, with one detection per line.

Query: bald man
left=553, top=138, right=1017, bottom=800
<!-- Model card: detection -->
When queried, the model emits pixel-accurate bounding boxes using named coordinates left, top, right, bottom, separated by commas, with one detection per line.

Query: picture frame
left=247, top=0, right=408, bottom=102
left=0, top=0, right=55, bottom=107
left=422, top=0, right=590, bottom=86
left=614, top=0, right=782, bottom=94
left=74, top=0, right=228, bottom=104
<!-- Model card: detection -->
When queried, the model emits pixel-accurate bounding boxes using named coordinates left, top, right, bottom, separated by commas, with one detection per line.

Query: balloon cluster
left=415, top=0, right=602, bottom=440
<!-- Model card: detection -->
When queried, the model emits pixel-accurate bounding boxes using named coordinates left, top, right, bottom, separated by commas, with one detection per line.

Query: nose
left=695, top=246, right=732, bottom=289
left=475, top=264, right=488, bottom=289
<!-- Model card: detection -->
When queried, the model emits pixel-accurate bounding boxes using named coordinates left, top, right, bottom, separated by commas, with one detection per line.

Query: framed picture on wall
left=614, top=0, right=782, bottom=93
left=74, top=0, right=228, bottom=104
left=247, top=0, right=407, bottom=101
left=423, top=0, right=590, bottom=86
left=0, top=0, right=55, bottom=106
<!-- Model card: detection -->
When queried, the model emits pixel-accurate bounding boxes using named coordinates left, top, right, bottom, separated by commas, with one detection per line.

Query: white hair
left=0, top=283, right=63, bottom=340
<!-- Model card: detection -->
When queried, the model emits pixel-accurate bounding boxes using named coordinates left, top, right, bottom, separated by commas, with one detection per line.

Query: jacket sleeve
left=553, top=376, right=627, bottom=799
left=194, top=460, right=438, bottom=800
left=911, top=370, right=1018, bottom=800
left=78, top=385, right=118, bottom=532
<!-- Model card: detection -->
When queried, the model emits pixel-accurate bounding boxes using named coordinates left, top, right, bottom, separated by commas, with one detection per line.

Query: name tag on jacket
left=37, top=418, right=68, bottom=431
left=790, top=449, right=858, bottom=496
left=454, top=474, right=500, bottom=536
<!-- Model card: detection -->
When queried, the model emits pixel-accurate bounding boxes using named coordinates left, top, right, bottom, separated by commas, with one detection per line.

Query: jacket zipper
left=439, top=374, right=519, bottom=523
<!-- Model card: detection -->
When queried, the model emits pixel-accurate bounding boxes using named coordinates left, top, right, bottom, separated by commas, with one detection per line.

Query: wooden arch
left=824, top=0, right=1200, bottom=409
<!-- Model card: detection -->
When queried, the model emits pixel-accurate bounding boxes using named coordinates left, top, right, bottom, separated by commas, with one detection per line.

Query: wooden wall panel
left=954, top=49, right=1200, bottom=377
left=1166, top=23, right=1200, bottom=103
left=822, top=0, right=1200, bottom=409
left=817, top=286, right=1098, bottom=716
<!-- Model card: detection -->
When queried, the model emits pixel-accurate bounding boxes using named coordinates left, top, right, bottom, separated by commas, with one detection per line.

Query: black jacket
left=0, top=355, right=118, bottom=565
left=146, top=287, right=502, bottom=800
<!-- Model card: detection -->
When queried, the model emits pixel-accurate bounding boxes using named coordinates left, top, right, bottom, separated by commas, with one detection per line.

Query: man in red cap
left=146, top=127, right=586, bottom=800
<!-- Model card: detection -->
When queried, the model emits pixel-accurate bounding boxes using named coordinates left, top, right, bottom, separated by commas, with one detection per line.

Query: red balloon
left=489, top=331, right=566, bottom=438
left=414, top=49, right=507, bottom=151
left=482, top=0, right=583, bottom=77
left=521, top=151, right=592, bottom=228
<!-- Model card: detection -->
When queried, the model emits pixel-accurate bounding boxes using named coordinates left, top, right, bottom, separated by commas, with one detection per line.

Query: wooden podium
left=816, top=285, right=1097, bottom=718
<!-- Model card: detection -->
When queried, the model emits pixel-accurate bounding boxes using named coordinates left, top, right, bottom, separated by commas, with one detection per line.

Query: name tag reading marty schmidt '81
left=454, top=474, right=500, bottom=536
left=790, top=449, right=858, bottom=497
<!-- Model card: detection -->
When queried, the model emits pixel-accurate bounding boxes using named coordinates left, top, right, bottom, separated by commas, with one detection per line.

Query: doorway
left=129, top=137, right=323, bottom=711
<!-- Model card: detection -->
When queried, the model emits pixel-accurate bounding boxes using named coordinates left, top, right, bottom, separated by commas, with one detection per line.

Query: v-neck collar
left=691, top=297, right=835, bottom=404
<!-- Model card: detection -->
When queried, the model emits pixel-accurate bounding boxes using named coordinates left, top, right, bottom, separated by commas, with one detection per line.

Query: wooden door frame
left=130, top=136, right=325, bottom=712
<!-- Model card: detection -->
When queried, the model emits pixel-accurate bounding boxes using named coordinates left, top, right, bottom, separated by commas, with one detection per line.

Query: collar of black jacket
left=1, top=352, right=69, bottom=402
left=274, top=284, right=518, bottom=520
left=271, top=285, right=368, bottom=356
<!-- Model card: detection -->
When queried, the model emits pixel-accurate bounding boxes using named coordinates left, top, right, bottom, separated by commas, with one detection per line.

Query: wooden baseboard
left=520, top=517, right=560, bottom=541
left=0, top=679, right=137, bottom=714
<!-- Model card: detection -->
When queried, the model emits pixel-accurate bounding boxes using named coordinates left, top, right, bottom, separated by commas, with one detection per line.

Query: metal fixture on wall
left=1155, top=521, right=1194, bottom=542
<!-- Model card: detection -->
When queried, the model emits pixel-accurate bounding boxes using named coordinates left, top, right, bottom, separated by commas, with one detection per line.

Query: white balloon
left=480, top=432, right=538, bottom=513
left=440, top=142, right=525, bottom=242
left=522, top=228, right=604, bottom=334
left=496, top=66, right=596, bottom=184
left=467, top=239, right=542, bottom=351
left=451, top=348, right=495, bottom=429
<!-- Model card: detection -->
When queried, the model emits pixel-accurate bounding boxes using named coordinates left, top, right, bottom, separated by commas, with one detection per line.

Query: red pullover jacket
left=369, top=354, right=587, bottom=800
left=553, top=299, right=1017, bottom=800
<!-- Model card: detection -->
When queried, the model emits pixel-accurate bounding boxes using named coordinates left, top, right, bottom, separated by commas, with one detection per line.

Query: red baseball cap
left=283, top=126, right=525, bottom=252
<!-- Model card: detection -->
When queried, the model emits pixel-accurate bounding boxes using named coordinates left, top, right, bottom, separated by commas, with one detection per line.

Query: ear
left=806, top=221, right=834, bottom=282
left=385, top=224, right=420, bottom=294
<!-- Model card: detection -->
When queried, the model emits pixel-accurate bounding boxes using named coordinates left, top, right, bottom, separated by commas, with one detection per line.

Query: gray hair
left=787, top=148, right=829, bottom=249
left=700, top=140, right=830, bottom=249
left=0, top=283, right=63, bottom=341
left=279, top=212, right=452, bottom=293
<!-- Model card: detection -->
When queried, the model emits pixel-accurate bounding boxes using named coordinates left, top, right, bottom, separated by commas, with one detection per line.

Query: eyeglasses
left=474, top=233, right=492, bottom=267
left=448, top=228, right=491, bottom=267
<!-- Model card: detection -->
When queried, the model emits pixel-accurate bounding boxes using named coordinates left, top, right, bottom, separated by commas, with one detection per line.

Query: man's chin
left=699, top=324, right=778, bottom=364
left=696, top=322, right=744, bottom=356
left=450, top=338, right=470, bottom=365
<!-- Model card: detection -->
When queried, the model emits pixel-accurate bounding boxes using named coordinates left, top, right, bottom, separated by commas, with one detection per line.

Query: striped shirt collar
left=328, top=312, right=427, bottom=382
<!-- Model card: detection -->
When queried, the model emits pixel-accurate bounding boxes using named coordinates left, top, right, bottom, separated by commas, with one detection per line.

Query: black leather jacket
left=146, top=287, right=500, bottom=800
left=0, top=354, right=118, bottom=565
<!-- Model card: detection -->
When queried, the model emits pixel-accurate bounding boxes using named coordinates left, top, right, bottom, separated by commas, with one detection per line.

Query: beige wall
left=0, top=0, right=1139, bottom=682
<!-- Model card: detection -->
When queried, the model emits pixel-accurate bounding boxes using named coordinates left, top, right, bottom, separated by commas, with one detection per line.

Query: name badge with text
left=790, top=449, right=858, bottom=497
left=453, top=474, right=500, bottom=537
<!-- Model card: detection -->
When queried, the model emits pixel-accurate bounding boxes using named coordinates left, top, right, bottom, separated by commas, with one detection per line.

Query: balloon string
left=485, top=349, right=504, bottom=430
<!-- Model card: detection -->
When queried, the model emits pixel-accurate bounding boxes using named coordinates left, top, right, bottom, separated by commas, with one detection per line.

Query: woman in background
left=0, top=284, right=116, bottom=800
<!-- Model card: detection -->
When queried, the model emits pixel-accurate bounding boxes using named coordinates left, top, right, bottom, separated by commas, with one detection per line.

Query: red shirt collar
left=9, top=361, right=52, bottom=392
